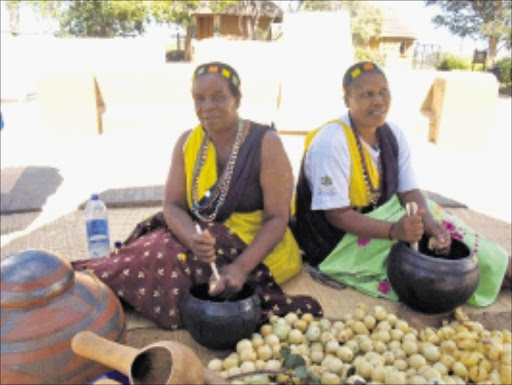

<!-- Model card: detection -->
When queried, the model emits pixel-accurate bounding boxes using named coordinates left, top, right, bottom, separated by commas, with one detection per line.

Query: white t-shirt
left=304, top=113, right=419, bottom=210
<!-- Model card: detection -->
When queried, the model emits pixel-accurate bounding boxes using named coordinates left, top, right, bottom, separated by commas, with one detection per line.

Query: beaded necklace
left=192, top=119, right=244, bottom=222
left=349, top=116, right=382, bottom=206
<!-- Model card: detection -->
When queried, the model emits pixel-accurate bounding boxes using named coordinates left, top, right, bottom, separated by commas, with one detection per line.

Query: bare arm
left=210, top=131, right=293, bottom=297
left=324, top=197, right=424, bottom=243
left=234, top=130, right=293, bottom=275
left=324, top=189, right=433, bottom=240
left=325, top=207, right=394, bottom=239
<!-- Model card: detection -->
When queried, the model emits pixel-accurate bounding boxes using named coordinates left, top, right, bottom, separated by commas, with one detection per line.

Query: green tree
left=296, top=0, right=382, bottom=62
left=218, top=0, right=281, bottom=40
left=6, top=0, right=234, bottom=59
left=61, top=1, right=152, bottom=37
left=425, top=0, right=512, bottom=67
left=7, top=0, right=154, bottom=37
left=5, top=0, right=21, bottom=35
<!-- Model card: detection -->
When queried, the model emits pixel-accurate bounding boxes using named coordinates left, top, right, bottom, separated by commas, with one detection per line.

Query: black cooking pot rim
left=391, top=239, right=474, bottom=266
left=185, top=283, right=259, bottom=306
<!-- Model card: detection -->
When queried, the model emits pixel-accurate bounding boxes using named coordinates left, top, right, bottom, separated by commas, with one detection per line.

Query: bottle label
left=86, top=219, right=109, bottom=238
left=86, top=219, right=110, bottom=258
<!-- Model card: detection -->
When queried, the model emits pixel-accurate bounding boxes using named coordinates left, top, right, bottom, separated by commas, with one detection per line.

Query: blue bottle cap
left=91, top=193, right=99, bottom=200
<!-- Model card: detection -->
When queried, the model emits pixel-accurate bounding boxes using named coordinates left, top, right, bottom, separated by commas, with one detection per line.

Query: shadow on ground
left=1, top=166, right=63, bottom=234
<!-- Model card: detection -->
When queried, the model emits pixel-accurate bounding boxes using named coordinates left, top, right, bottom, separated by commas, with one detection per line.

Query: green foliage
left=149, top=0, right=201, bottom=27
left=297, top=0, right=382, bottom=50
left=344, top=1, right=382, bottom=48
left=436, top=53, right=471, bottom=71
left=425, top=0, right=511, bottom=40
left=495, top=57, right=512, bottom=83
left=5, top=0, right=21, bottom=34
left=281, top=347, right=306, bottom=369
left=16, top=0, right=234, bottom=37
left=58, top=1, right=151, bottom=37
left=298, top=0, right=345, bottom=11
left=279, top=346, right=320, bottom=384
left=354, top=47, right=386, bottom=66
left=425, top=0, right=511, bottom=58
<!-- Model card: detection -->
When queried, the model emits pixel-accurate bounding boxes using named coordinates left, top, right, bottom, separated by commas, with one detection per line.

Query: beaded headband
left=343, top=61, right=385, bottom=92
left=193, top=62, right=241, bottom=90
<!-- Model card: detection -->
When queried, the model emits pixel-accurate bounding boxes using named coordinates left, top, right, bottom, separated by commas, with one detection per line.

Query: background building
left=191, top=1, right=283, bottom=41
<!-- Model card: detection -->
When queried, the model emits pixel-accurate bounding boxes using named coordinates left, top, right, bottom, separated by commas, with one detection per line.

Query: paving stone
left=77, top=185, right=165, bottom=209
left=0, top=212, right=40, bottom=235
left=422, top=190, right=467, bottom=208
left=0, top=166, right=63, bottom=213
left=0, top=166, right=24, bottom=194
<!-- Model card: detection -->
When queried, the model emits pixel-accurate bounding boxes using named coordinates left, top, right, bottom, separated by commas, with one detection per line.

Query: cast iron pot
left=180, top=283, right=261, bottom=350
left=387, top=236, right=480, bottom=314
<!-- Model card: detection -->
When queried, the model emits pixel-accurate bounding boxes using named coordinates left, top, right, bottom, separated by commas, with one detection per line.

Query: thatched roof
left=380, top=8, right=416, bottom=39
left=193, top=1, right=283, bottom=22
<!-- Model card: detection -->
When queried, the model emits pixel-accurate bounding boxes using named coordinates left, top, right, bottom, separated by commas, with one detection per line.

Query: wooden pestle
left=195, top=223, right=220, bottom=282
left=72, top=331, right=228, bottom=385
left=405, top=202, right=419, bottom=251
left=72, top=331, right=137, bottom=377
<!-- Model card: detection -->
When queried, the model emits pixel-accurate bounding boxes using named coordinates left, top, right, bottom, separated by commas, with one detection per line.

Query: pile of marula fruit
left=206, top=304, right=512, bottom=384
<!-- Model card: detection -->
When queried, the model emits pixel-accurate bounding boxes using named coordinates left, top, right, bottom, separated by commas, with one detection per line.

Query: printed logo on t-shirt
left=318, top=175, right=336, bottom=195
left=321, top=176, right=332, bottom=186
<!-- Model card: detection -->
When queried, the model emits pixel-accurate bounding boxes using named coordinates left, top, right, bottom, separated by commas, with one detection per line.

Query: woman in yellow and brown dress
left=72, top=62, right=322, bottom=329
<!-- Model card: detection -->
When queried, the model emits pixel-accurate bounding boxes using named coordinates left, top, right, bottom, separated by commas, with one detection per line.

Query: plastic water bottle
left=85, top=193, right=111, bottom=259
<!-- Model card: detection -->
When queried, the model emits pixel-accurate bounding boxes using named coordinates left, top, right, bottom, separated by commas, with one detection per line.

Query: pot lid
left=1, top=249, right=75, bottom=308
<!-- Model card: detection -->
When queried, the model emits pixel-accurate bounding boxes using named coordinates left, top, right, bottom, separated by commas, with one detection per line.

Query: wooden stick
left=406, top=202, right=419, bottom=251
left=71, top=331, right=138, bottom=376
left=195, top=223, right=220, bottom=282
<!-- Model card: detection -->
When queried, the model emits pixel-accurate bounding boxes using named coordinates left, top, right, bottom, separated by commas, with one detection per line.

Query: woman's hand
left=208, top=263, right=248, bottom=299
left=424, top=217, right=451, bottom=252
left=392, top=208, right=425, bottom=243
left=189, top=229, right=216, bottom=263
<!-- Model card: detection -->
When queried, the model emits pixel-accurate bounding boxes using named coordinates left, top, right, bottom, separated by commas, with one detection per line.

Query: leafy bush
left=494, top=57, right=511, bottom=84
left=437, top=53, right=471, bottom=71
left=355, top=47, right=386, bottom=67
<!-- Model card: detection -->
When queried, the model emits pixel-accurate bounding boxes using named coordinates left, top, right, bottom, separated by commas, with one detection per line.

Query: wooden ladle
left=72, top=331, right=228, bottom=385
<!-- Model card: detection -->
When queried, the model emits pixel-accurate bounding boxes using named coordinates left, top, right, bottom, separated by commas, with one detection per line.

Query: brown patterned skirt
left=72, top=212, right=322, bottom=329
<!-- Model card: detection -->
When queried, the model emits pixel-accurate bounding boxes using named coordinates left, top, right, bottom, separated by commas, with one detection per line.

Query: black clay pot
left=387, top=236, right=480, bottom=314
left=179, top=283, right=262, bottom=350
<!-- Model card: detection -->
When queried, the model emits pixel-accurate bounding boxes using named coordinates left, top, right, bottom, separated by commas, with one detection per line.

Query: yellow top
left=302, top=119, right=380, bottom=209
left=183, top=125, right=301, bottom=284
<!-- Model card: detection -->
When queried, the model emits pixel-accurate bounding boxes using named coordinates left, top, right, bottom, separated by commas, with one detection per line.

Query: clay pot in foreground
left=72, top=331, right=211, bottom=385
left=1, top=249, right=125, bottom=384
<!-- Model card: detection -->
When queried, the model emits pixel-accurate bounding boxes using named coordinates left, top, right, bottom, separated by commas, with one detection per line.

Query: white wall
left=276, top=11, right=354, bottom=131
left=192, top=38, right=282, bottom=126
left=1, top=35, right=167, bottom=100
left=192, top=11, right=355, bottom=131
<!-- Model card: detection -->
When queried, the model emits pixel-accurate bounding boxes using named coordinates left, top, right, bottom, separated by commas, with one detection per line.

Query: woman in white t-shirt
left=294, top=61, right=510, bottom=305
